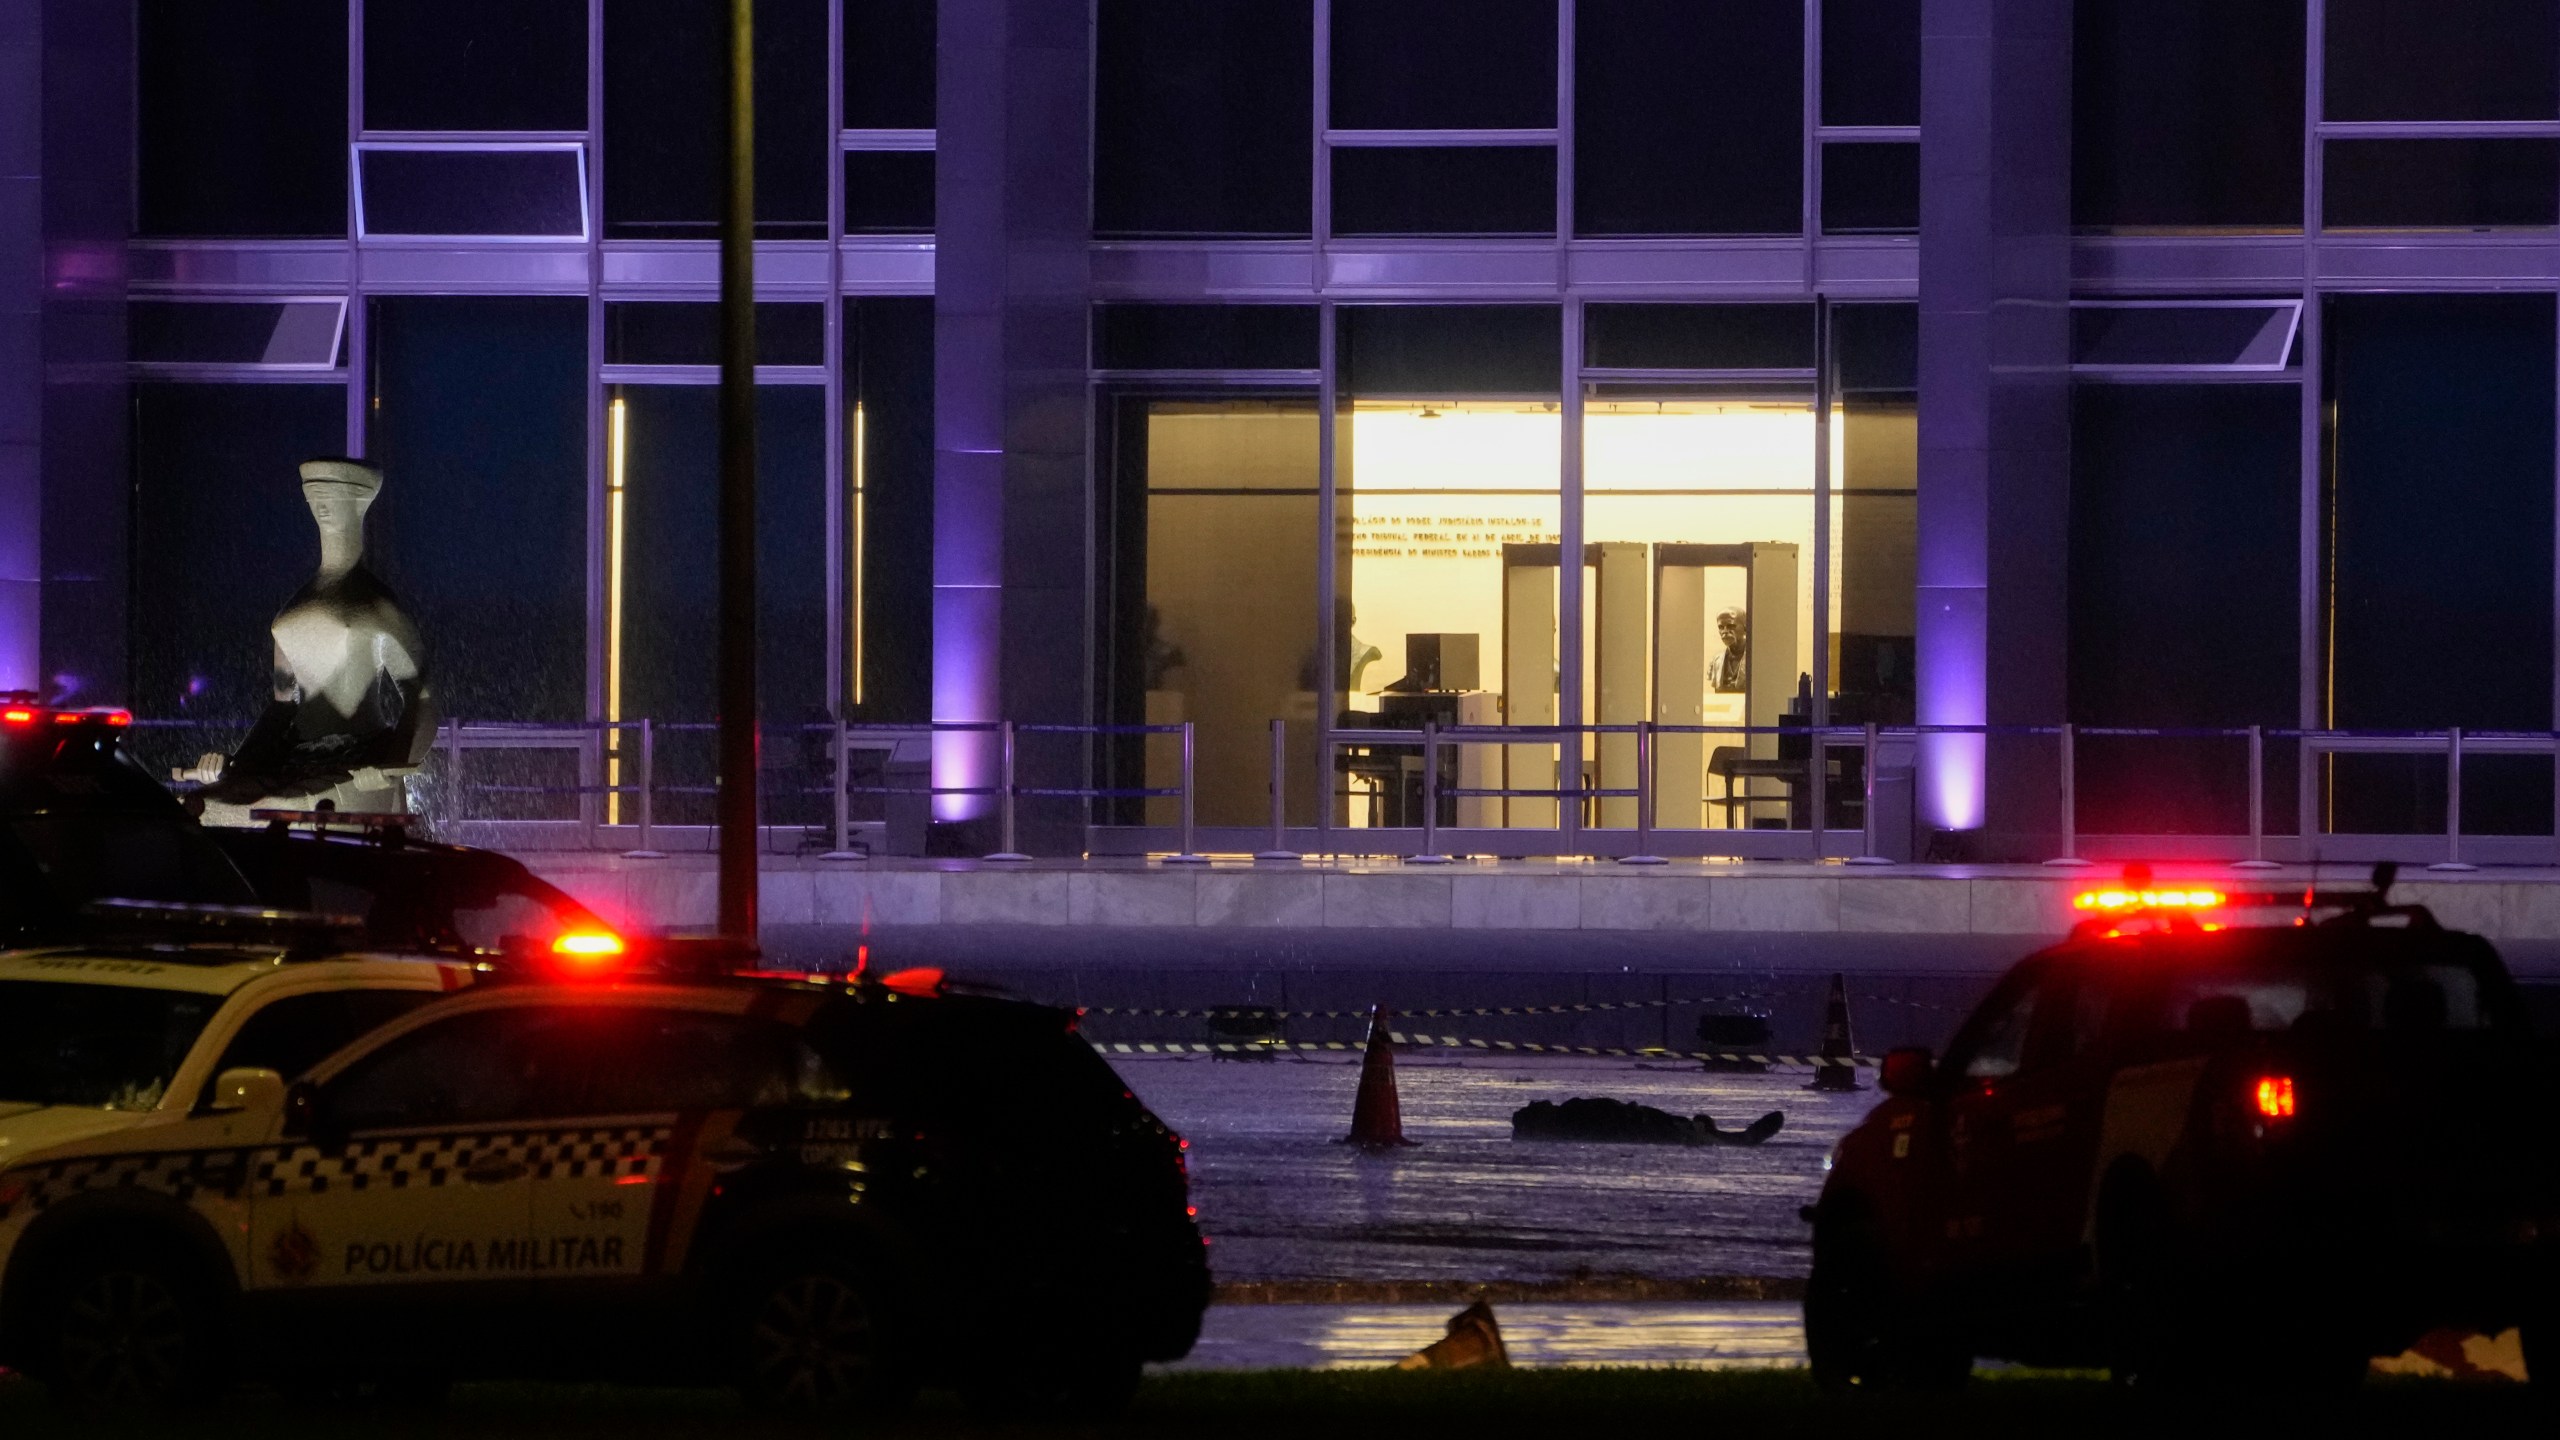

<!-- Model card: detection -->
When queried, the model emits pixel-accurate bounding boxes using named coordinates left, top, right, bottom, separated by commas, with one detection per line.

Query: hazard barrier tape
left=1084, top=992, right=1772, bottom=1022
left=1390, top=1031, right=1874, bottom=1068
left=1088, top=1035, right=1874, bottom=1069
left=1852, top=992, right=1965, bottom=1015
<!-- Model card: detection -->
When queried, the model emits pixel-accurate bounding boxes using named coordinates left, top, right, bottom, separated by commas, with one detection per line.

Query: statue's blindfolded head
left=298, top=458, right=384, bottom=522
left=299, top=458, right=382, bottom=497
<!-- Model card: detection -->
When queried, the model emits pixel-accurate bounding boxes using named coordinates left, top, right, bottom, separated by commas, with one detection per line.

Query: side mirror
left=1879, top=1046, right=1935, bottom=1098
left=281, top=1080, right=323, bottom=1141
left=207, top=1066, right=287, bottom=1116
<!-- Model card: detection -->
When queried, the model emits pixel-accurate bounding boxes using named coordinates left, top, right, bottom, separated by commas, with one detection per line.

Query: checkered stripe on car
left=0, top=1150, right=247, bottom=1221
left=528, top=1126, right=668, bottom=1181
left=254, top=1126, right=671, bottom=1197
left=0, top=1126, right=677, bottom=1217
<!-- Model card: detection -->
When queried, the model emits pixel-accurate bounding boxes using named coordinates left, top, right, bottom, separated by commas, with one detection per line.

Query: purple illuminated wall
left=0, top=0, right=129, bottom=700
left=932, top=0, right=1093, bottom=839
left=0, top=0, right=40, bottom=691
left=1917, top=0, right=2072, bottom=850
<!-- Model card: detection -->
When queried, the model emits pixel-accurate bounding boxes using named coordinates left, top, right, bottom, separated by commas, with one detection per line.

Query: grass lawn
left=0, top=1368, right=2540, bottom=1439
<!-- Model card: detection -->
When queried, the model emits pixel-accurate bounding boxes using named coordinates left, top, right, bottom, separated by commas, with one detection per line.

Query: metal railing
left=127, top=714, right=2560, bottom=866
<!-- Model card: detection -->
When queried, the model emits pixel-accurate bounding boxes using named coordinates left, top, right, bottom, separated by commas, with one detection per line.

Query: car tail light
left=2253, top=1074, right=2297, bottom=1121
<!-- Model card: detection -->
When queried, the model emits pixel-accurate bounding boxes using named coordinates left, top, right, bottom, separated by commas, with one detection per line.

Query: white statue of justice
left=179, top=459, right=435, bottom=822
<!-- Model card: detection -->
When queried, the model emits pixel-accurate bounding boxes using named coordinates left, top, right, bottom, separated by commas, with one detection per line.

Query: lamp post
left=717, top=0, right=761, bottom=943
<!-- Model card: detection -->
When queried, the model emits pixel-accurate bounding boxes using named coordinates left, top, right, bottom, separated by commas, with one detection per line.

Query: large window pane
left=2325, top=295, right=2556, bottom=835
left=1099, top=397, right=1321, bottom=830
left=130, top=385, right=348, bottom=752
left=1584, top=387, right=1818, bottom=834
left=1576, top=0, right=1802, bottom=235
left=844, top=0, right=937, bottom=130
left=1095, top=305, right=1321, bottom=372
left=2327, top=0, right=2557, bottom=121
left=1832, top=303, right=1918, bottom=730
left=1339, top=308, right=1562, bottom=834
left=1331, top=0, right=1555, bottom=130
left=1096, top=0, right=1312, bottom=237
left=1821, top=0, right=1920, bottom=127
left=356, top=148, right=586, bottom=239
left=1821, top=143, right=1919, bottom=235
left=2069, top=385, right=2299, bottom=836
left=1332, top=147, right=1556, bottom=236
left=138, top=0, right=346, bottom=237
left=367, top=298, right=588, bottom=723
left=847, top=299, right=936, bottom=723
left=2323, top=139, right=2559, bottom=230
left=363, top=0, right=586, bottom=132
left=2072, top=0, right=2305, bottom=231
left=1588, top=304, right=1813, bottom=371
left=612, top=386, right=829, bottom=823
left=604, top=0, right=828, bottom=239
left=842, top=150, right=935, bottom=234
left=605, top=302, right=825, bottom=367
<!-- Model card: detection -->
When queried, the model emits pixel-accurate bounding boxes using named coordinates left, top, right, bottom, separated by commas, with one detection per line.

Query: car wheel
left=733, top=1260, right=914, bottom=1415
left=1805, top=1205, right=1968, bottom=1393
left=45, top=1250, right=221, bottom=1408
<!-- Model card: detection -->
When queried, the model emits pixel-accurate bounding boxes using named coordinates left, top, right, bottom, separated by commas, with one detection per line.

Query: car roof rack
left=81, top=897, right=368, bottom=961
left=250, top=808, right=419, bottom=845
left=2305, top=861, right=2440, bottom=931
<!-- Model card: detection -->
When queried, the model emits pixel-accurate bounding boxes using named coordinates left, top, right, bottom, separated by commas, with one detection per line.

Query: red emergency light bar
left=2, top=704, right=131, bottom=728
left=2075, top=887, right=2227, bottom=913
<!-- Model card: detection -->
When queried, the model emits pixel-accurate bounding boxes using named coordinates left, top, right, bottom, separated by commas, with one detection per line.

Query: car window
left=1949, top=979, right=2043, bottom=1080
left=209, top=989, right=441, bottom=1085
left=536, top=1009, right=849, bottom=1116
left=2060, top=970, right=2114, bottom=1062
left=302, top=871, right=446, bottom=954
left=305, top=875, right=382, bottom=922
left=7, top=814, right=257, bottom=908
left=448, top=887, right=570, bottom=954
left=0, top=980, right=222, bottom=1111
left=325, top=1008, right=558, bottom=1130
left=811, top=1003, right=1130, bottom=1142
left=2142, top=942, right=2514, bottom=1037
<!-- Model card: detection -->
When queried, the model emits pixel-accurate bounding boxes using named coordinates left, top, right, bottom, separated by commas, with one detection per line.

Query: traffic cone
left=1809, top=973, right=1860, bottom=1091
left=1395, top=1299, right=1509, bottom=1370
left=1344, top=1005, right=1411, bottom=1149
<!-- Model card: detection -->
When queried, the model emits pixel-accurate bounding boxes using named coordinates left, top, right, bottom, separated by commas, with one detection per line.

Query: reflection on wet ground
left=1168, top=1301, right=1806, bottom=1371
left=1121, top=1054, right=1884, bottom=1287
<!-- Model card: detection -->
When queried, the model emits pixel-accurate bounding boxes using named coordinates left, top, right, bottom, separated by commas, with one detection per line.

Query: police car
left=0, top=698, right=262, bottom=944
left=0, top=927, right=1209, bottom=1409
left=208, top=810, right=613, bottom=960
left=1805, top=867, right=2559, bottom=1390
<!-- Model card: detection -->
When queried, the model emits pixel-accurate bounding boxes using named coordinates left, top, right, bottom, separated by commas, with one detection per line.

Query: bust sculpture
left=184, top=459, right=435, bottom=821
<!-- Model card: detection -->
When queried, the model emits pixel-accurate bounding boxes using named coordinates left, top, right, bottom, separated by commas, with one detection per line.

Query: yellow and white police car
left=0, top=926, right=1208, bottom=1411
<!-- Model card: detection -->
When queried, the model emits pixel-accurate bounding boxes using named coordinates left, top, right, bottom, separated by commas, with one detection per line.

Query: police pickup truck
left=1806, top=867, right=2559, bottom=1390
left=0, top=926, right=1208, bottom=1410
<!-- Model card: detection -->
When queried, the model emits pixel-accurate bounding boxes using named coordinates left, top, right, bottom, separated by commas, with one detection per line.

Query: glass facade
left=2324, top=295, right=2557, bottom=837
left=365, top=298, right=590, bottom=723
left=86, top=2, right=2560, bottom=859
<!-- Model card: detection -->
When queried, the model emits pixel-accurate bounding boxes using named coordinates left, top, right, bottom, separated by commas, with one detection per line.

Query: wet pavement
left=1118, top=1053, right=1885, bottom=1288
left=1168, top=1301, right=1805, bottom=1370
